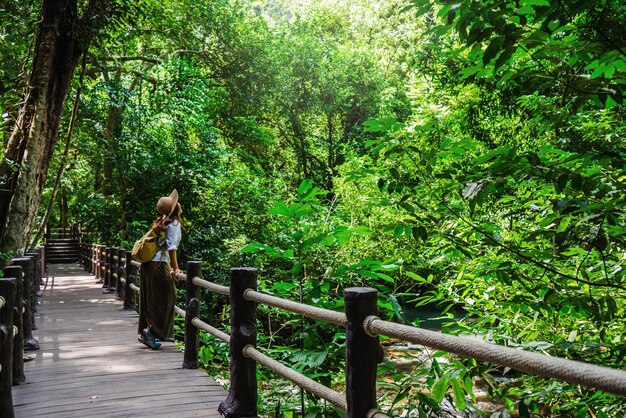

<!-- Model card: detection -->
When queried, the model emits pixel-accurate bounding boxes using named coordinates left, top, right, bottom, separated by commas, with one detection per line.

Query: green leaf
left=350, top=226, right=372, bottom=235
left=375, top=272, right=395, bottom=283
left=359, top=270, right=379, bottom=280
left=517, top=5, right=535, bottom=15
left=292, top=262, right=303, bottom=276
left=268, top=202, right=291, bottom=217
left=556, top=216, right=571, bottom=233
left=483, top=37, right=504, bottom=66
left=525, top=0, right=551, bottom=6
left=298, top=179, right=313, bottom=196
left=451, top=378, right=466, bottom=411
left=406, top=271, right=428, bottom=283
left=431, top=374, right=450, bottom=402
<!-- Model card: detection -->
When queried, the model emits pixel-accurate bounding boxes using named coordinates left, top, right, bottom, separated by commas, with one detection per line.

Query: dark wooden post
left=218, top=267, right=258, bottom=418
left=12, top=258, right=38, bottom=351
left=344, top=287, right=383, bottom=418
left=36, top=246, right=45, bottom=297
left=39, top=245, right=46, bottom=280
left=102, top=247, right=111, bottom=290
left=115, top=248, right=125, bottom=301
left=3, top=266, right=24, bottom=385
left=90, top=245, right=97, bottom=276
left=123, top=252, right=136, bottom=311
left=183, top=261, right=201, bottom=369
left=24, top=251, right=38, bottom=336
left=0, top=276, right=16, bottom=417
left=25, top=250, right=39, bottom=319
left=97, top=245, right=105, bottom=284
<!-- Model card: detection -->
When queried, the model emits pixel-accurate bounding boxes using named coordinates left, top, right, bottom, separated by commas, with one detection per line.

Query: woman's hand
left=172, top=268, right=182, bottom=279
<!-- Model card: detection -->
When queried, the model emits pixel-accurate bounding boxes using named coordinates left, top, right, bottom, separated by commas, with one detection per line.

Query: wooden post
left=344, top=287, right=383, bottom=418
left=102, top=247, right=110, bottom=290
left=24, top=251, right=38, bottom=336
left=123, top=251, right=136, bottom=311
left=0, top=276, right=16, bottom=418
left=97, top=245, right=105, bottom=284
left=183, top=261, right=201, bottom=369
left=105, top=247, right=116, bottom=293
left=25, top=250, right=39, bottom=319
left=116, top=248, right=125, bottom=301
left=3, top=266, right=24, bottom=385
left=12, top=258, right=38, bottom=351
left=36, top=246, right=45, bottom=297
left=90, top=245, right=97, bottom=276
left=218, top=268, right=258, bottom=418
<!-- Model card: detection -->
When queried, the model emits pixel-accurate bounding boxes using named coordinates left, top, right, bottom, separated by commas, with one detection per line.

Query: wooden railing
left=79, top=242, right=626, bottom=417
left=0, top=247, right=45, bottom=418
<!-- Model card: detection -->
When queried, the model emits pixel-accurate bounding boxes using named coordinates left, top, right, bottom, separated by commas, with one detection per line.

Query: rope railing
left=191, top=317, right=230, bottom=344
left=242, top=344, right=347, bottom=409
left=78, top=242, right=626, bottom=418
left=192, top=276, right=229, bottom=296
left=364, top=316, right=626, bottom=397
left=244, top=289, right=346, bottom=326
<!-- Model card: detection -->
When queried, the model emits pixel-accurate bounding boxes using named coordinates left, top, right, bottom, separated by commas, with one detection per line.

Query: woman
left=138, top=189, right=182, bottom=349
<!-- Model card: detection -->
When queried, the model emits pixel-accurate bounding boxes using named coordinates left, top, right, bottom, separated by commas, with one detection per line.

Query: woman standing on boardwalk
left=138, top=189, right=182, bottom=349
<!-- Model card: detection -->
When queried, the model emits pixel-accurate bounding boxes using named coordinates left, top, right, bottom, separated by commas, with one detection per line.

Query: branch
left=98, top=55, right=163, bottom=64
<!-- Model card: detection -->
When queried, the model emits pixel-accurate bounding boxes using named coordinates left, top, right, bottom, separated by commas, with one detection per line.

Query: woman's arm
left=169, top=249, right=181, bottom=277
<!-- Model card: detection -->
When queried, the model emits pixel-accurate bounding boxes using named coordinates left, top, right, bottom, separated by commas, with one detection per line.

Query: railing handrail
left=365, top=316, right=626, bottom=396
left=80, top=241, right=626, bottom=418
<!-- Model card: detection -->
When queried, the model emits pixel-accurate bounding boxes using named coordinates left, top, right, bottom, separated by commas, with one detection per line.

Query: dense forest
left=1, top=0, right=625, bottom=416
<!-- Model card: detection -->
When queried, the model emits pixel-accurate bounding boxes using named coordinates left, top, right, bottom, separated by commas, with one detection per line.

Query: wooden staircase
left=45, top=225, right=82, bottom=264
left=45, top=238, right=80, bottom=264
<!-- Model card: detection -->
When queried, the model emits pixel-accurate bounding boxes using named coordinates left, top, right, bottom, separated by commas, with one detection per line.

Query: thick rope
left=191, top=317, right=230, bottom=344
left=244, top=289, right=346, bottom=326
left=242, top=345, right=347, bottom=410
left=192, top=276, right=229, bottom=296
left=173, top=305, right=185, bottom=317
left=129, top=283, right=140, bottom=293
left=364, top=316, right=626, bottom=397
left=0, top=296, right=4, bottom=310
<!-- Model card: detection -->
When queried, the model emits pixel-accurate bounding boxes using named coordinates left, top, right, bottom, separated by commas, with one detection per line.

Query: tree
left=0, top=0, right=136, bottom=256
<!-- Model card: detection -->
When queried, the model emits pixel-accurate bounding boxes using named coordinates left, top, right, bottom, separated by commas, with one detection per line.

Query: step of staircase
left=46, top=238, right=80, bottom=264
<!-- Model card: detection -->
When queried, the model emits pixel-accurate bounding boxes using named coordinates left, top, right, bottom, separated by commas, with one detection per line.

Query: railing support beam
left=218, top=267, right=258, bottom=418
left=0, top=276, right=16, bottom=417
left=345, top=287, right=383, bottom=418
left=3, top=266, right=24, bottom=385
left=183, top=261, right=201, bottom=369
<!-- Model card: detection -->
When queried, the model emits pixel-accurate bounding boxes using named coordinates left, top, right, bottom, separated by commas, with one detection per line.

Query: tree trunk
left=102, top=104, right=122, bottom=196
left=0, top=0, right=113, bottom=257
left=30, top=52, right=87, bottom=249
left=59, top=189, right=68, bottom=230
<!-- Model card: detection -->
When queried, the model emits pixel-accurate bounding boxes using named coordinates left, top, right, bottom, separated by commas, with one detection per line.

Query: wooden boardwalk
left=12, top=264, right=225, bottom=417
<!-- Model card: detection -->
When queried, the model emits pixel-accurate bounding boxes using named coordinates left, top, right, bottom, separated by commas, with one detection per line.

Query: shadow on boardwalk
left=13, top=263, right=225, bottom=417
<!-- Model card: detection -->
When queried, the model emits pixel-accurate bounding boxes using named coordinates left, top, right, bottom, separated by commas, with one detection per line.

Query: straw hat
left=157, top=189, right=179, bottom=216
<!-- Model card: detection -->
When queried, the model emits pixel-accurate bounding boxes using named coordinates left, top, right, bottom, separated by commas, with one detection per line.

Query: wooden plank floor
left=13, top=263, right=225, bottom=417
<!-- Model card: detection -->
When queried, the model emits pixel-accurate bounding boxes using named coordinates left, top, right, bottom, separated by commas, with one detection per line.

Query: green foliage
left=13, top=0, right=625, bottom=416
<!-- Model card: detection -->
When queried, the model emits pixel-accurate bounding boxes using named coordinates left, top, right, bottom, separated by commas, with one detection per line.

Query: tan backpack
left=131, top=228, right=164, bottom=263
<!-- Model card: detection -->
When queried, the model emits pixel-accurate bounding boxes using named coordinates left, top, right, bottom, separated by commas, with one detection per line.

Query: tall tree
left=0, top=0, right=132, bottom=256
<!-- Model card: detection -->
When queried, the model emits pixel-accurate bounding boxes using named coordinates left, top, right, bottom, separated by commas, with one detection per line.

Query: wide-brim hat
left=157, top=189, right=179, bottom=216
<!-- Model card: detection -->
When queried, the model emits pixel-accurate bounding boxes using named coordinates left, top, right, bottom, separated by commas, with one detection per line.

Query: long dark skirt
left=138, top=261, right=175, bottom=340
